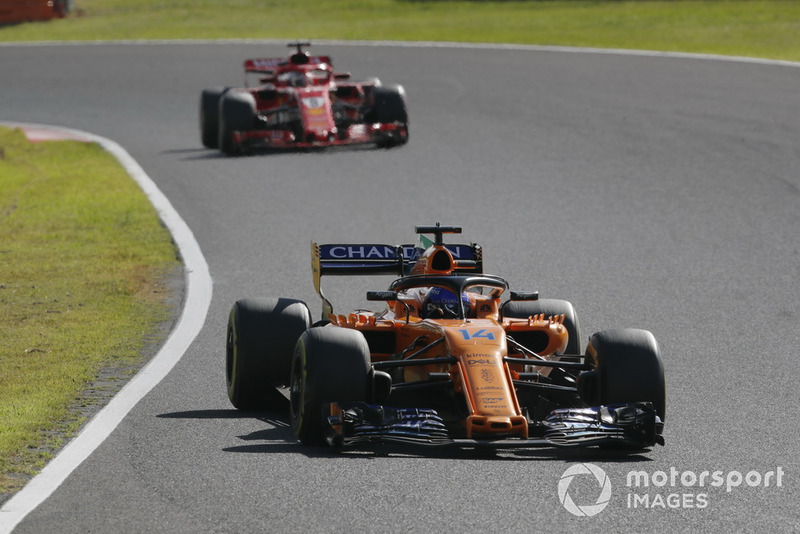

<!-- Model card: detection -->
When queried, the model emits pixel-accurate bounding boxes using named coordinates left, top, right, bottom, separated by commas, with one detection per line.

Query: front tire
left=581, top=328, right=666, bottom=420
left=290, top=327, right=371, bottom=445
left=218, top=91, right=257, bottom=155
left=369, top=84, right=409, bottom=148
left=200, top=86, right=228, bottom=149
left=226, top=298, right=311, bottom=411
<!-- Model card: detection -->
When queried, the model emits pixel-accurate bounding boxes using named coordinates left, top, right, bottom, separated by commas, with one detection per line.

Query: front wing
left=232, top=122, right=407, bottom=150
left=325, top=402, right=664, bottom=449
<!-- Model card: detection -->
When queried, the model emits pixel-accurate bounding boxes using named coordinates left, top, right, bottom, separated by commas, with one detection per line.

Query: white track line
left=0, top=122, right=212, bottom=534
left=0, top=38, right=798, bottom=68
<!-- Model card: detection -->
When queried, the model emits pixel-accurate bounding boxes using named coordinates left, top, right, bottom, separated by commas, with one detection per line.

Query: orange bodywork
left=329, top=312, right=567, bottom=439
left=322, top=237, right=570, bottom=440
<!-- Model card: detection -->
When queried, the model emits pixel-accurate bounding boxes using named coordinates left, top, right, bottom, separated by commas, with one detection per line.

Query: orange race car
left=200, top=42, right=409, bottom=155
left=225, top=225, right=666, bottom=449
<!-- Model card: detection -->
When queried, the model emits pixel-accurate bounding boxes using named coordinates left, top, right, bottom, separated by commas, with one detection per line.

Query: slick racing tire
left=581, top=328, right=666, bottom=421
left=370, top=84, right=409, bottom=148
left=290, top=327, right=371, bottom=446
left=502, top=299, right=582, bottom=355
left=200, top=86, right=228, bottom=149
left=218, top=90, right=257, bottom=155
left=226, top=298, right=311, bottom=411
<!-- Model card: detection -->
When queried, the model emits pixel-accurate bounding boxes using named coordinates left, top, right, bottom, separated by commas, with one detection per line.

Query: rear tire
left=581, top=328, right=666, bottom=420
left=290, top=327, right=371, bottom=445
left=503, top=299, right=581, bottom=355
left=200, top=86, right=228, bottom=149
left=218, top=91, right=257, bottom=155
left=226, top=298, right=311, bottom=411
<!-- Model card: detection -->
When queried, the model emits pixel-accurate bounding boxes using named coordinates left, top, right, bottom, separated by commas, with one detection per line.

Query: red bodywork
left=0, top=0, right=68, bottom=23
left=202, top=43, right=409, bottom=154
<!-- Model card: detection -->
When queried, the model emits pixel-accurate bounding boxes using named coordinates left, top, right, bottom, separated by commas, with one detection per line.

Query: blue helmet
left=422, top=287, right=471, bottom=318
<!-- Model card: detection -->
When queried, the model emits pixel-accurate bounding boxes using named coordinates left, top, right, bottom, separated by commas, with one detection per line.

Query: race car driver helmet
left=422, top=287, right=471, bottom=319
left=278, top=71, right=307, bottom=87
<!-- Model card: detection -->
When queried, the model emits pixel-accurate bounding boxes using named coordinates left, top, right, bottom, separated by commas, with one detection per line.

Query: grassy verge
left=1, top=0, right=800, bottom=61
left=0, top=127, right=179, bottom=496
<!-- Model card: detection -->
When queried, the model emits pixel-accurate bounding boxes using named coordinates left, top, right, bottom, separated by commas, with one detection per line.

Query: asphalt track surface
left=1, top=41, right=799, bottom=532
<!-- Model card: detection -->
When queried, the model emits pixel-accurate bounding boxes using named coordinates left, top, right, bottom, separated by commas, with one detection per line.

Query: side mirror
left=366, top=291, right=409, bottom=323
left=500, top=291, right=539, bottom=320
left=509, top=291, right=539, bottom=301
left=367, top=291, right=398, bottom=301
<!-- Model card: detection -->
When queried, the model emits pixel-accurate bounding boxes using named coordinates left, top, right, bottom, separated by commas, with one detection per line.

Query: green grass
left=2, top=0, right=800, bottom=61
left=0, top=127, right=179, bottom=495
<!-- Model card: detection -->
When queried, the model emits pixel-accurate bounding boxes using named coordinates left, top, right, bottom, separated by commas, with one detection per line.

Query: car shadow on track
left=157, top=409, right=258, bottom=419
left=161, top=143, right=383, bottom=161
left=317, top=444, right=656, bottom=463
left=158, top=407, right=330, bottom=457
left=159, top=408, right=656, bottom=462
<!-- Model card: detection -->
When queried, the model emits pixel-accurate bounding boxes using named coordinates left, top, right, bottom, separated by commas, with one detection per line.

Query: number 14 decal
left=458, top=329, right=496, bottom=341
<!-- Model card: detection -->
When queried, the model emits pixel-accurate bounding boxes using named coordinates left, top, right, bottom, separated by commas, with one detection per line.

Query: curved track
left=1, top=42, right=799, bottom=532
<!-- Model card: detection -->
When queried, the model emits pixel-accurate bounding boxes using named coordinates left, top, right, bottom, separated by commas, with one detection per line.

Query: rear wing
left=243, top=56, right=333, bottom=73
left=311, top=241, right=483, bottom=319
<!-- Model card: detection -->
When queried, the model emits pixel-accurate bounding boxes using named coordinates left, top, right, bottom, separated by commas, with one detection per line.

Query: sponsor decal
left=319, top=243, right=474, bottom=262
left=401, top=245, right=473, bottom=260
left=325, top=245, right=398, bottom=260
left=248, top=58, right=283, bottom=68
left=302, top=97, right=325, bottom=109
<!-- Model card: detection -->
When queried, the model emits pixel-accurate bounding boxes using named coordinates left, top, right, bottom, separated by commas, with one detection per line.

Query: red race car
left=200, top=42, right=409, bottom=155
